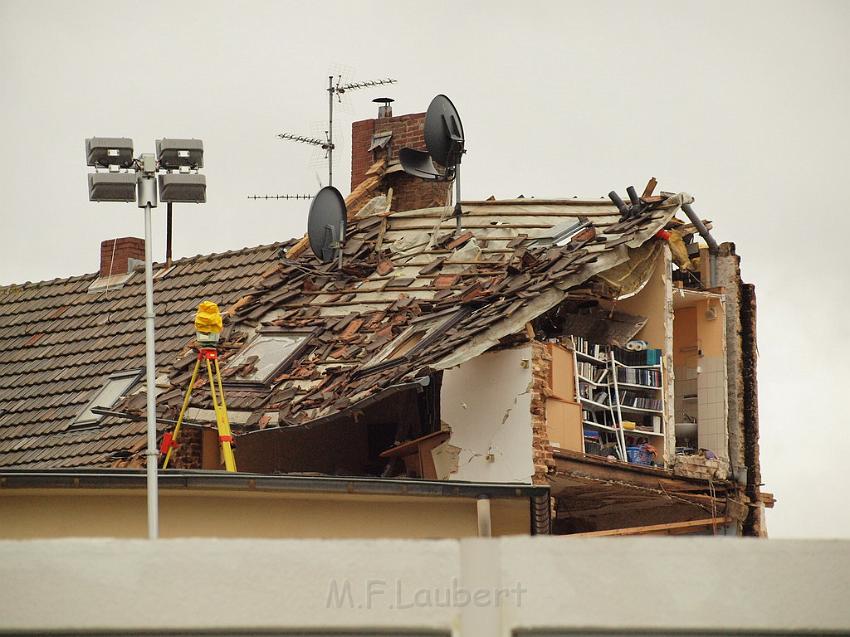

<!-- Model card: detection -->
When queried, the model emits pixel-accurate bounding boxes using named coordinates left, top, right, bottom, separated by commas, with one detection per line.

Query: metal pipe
left=681, top=203, right=719, bottom=286
left=476, top=496, right=492, bottom=537
left=327, top=75, right=333, bottom=188
left=165, top=202, right=173, bottom=268
left=608, top=190, right=627, bottom=216
left=143, top=201, right=159, bottom=539
left=454, top=165, right=462, bottom=231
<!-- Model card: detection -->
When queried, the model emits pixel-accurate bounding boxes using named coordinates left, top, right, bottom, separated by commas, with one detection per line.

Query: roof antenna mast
left=249, top=74, right=397, bottom=201
left=280, top=74, right=397, bottom=188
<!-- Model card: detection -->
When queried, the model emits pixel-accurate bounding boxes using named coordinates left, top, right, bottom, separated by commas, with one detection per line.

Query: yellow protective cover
left=194, top=300, right=223, bottom=334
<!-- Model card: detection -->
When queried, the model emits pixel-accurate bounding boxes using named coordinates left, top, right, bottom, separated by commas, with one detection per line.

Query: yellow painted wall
left=614, top=249, right=668, bottom=350
left=0, top=489, right=531, bottom=539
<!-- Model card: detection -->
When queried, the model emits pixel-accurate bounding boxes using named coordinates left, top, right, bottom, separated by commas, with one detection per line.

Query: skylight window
left=365, top=310, right=466, bottom=370
left=226, top=330, right=310, bottom=385
left=73, top=370, right=142, bottom=427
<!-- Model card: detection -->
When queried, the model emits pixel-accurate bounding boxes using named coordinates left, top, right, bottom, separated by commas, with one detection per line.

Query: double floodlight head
left=156, top=138, right=203, bottom=169
left=399, top=94, right=465, bottom=181
left=87, top=172, right=137, bottom=202
left=86, top=136, right=206, bottom=204
left=159, top=173, right=206, bottom=203
left=86, top=137, right=134, bottom=169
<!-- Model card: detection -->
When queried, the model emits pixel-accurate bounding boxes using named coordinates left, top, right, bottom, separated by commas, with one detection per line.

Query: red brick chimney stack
left=350, top=106, right=451, bottom=213
left=99, top=237, right=145, bottom=278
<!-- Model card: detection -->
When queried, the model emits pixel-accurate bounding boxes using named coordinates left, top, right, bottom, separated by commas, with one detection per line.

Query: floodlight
left=88, top=172, right=137, bottom=202
left=86, top=137, right=134, bottom=168
left=158, top=173, right=206, bottom=203
left=156, top=138, right=203, bottom=169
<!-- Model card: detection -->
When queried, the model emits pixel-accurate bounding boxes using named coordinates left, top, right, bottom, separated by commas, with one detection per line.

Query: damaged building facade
left=0, top=104, right=769, bottom=539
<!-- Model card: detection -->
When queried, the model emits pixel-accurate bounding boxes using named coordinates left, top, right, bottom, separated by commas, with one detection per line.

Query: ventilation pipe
left=681, top=203, right=719, bottom=287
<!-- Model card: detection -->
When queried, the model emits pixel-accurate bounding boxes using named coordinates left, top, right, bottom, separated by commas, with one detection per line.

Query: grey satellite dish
left=399, top=94, right=466, bottom=230
left=307, top=186, right=347, bottom=266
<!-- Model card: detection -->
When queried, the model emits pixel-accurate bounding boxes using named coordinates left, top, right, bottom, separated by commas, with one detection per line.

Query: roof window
left=226, top=330, right=311, bottom=385
left=73, top=370, right=142, bottom=427
left=365, top=310, right=466, bottom=370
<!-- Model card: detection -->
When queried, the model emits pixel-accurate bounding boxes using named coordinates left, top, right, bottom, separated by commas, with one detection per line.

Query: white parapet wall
left=1, top=537, right=849, bottom=636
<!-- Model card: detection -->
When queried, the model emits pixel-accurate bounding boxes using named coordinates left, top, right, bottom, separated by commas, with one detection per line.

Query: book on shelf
left=577, top=362, right=609, bottom=383
left=618, top=391, right=663, bottom=411
left=612, top=346, right=661, bottom=366
left=574, top=336, right=608, bottom=361
left=615, top=366, right=662, bottom=387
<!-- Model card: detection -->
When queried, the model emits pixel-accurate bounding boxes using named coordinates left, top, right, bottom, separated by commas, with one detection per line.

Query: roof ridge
left=0, top=240, right=288, bottom=291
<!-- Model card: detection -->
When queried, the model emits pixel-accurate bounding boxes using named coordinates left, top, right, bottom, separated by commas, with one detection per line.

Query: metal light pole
left=137, top=154, right=159, bottom=539
left=86, top=138, right=206, bottom=540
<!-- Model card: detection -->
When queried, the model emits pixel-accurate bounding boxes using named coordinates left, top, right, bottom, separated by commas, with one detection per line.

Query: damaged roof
left=0, top=160, right=696, bottom=469
left=151, top=187, right=691, bottom=440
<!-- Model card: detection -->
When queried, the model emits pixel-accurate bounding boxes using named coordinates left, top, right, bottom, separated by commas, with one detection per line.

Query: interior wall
left=440, top=345, right=535, bottom=483
left=606, top=247, right=675, bottom=462
left=672, top=295, right=729, bottom=459
left=544, top=343, right=583, bottom=453
left=695, top=298, right=728, bottom=456
left=237, top=389, right=426, bottom=476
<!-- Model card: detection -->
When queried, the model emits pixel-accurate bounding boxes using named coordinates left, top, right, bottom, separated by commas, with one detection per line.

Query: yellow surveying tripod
left=160, top=346, right=237, bottom=472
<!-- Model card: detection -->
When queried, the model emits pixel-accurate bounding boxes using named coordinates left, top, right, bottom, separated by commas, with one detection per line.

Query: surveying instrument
left=160, top=301, right=237, bottom=472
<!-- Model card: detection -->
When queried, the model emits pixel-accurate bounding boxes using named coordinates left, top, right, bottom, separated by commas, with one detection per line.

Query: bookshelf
left=570, top=336, right=666, bottom=465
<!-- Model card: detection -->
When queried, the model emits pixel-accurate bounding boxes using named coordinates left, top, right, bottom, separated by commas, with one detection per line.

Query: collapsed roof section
left=150, top=167, right=694, bottom=438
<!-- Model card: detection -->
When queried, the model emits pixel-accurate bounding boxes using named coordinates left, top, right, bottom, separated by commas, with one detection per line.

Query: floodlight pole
left=138, top=165, right=159, bottom=540
left=143, top=202, right=159, bottom=539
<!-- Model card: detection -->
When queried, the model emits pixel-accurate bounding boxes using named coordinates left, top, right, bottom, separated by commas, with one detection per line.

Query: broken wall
left=440, top=345, right=535, bottom=484
left=714, top=245, right=746, bottom=475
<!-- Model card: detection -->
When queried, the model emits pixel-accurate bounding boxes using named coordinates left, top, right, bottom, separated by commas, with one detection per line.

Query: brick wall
left=530, top=341, right=556, bottom=484
left=350, top=113, right=451, bottom=213
left=673, top=453, right=730, bottom=480
left=168, top=426, right=204, bottom=469
left=100, top=237, right=145, bottom=278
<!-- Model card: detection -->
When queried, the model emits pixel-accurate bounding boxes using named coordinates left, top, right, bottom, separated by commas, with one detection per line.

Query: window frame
left=223, top=327, right=315, bottom=389
left=72, top=369, right=143, bottom=429
left=360, top=309, right=468, bottom=376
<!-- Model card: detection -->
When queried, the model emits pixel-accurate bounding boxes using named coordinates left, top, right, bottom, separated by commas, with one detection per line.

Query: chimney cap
left=372, top=97, right=395, bottom=105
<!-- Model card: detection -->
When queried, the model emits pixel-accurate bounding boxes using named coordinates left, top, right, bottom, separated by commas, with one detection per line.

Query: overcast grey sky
left=2, top=0, right=848, bottom=538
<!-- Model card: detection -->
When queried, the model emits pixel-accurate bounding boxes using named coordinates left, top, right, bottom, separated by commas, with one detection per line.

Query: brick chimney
left=351, top=105, right=451, bottom=213
left=99, top=237, right=145, bottom=278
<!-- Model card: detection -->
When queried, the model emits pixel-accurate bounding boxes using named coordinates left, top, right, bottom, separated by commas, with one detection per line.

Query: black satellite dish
left=399, top=94, right=465, bottom=181
left=307, top=186, right=347, bottom=266
left=399, top=94, right=467, bottom=230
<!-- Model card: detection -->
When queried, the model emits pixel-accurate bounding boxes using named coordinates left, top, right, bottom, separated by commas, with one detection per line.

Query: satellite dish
left=307, top=186, right=347, bottom=265
left=399, top=94, right=467, bottom=231
left=399, top=94, right=465, bottom=181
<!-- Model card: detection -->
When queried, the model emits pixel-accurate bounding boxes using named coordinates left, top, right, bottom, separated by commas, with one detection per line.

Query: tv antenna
left=307, top=185, right=347, bottom=269
left=247, top=194, right=313, bottom=200
left=277, top=74, right=397, bottom=188
left=399, top=94, right=466, bottom=231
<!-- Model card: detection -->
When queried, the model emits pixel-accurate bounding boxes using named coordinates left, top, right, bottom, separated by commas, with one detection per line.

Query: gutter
left=0, top=467, right=548, bottom=503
